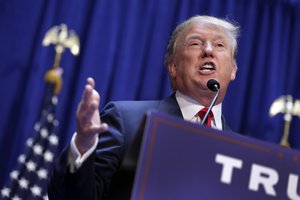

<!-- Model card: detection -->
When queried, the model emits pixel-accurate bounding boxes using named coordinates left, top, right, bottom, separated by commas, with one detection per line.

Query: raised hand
left=75, top=77, right=108, bottom=154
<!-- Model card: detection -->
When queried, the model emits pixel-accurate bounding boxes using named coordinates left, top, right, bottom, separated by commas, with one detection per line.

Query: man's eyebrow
left=185, top=34, right=202, bottom=41
left=185, top=33, right=227, bottom=41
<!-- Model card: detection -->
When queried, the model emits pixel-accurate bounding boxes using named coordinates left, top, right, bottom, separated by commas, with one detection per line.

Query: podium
left=109, top=112, right=300, bottom=200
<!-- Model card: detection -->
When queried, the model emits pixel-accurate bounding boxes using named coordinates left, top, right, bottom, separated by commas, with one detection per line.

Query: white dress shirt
left=175, top=91, right=222, bottom=130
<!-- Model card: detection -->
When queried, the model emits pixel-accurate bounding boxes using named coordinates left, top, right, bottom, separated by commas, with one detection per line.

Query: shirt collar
left=175, top=91, right=222, bottom=130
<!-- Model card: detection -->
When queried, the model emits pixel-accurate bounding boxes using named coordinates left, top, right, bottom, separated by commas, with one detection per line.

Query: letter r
left=249, top=164, right=279, bottom=196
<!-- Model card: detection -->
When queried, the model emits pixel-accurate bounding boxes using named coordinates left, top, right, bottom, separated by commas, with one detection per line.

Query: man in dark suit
left=48, top=15, right=239, bottom=199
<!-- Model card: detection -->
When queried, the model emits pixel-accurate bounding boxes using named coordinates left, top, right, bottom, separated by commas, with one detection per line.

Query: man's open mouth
left=199, top=62, right=216, bottom=74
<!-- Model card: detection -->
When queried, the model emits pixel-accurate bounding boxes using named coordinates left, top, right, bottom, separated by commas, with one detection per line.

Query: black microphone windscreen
left=207, top=79, right=220, bottom=92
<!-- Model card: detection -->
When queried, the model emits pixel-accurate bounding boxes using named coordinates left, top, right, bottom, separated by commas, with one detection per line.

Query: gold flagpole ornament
left=42, top=24, right=80, bottom=94
left=269, top=95, right=300, bottom=147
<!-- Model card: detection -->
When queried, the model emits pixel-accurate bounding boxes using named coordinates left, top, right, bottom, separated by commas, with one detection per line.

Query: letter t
left=215, top=154, right=243, bottom=184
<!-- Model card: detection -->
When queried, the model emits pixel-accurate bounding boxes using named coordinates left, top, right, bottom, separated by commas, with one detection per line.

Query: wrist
left=75, top=133, right=98, bottom=155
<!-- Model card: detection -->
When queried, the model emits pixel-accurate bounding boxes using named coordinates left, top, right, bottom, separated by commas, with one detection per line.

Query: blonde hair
left=164, top=15, right=240, bottom=67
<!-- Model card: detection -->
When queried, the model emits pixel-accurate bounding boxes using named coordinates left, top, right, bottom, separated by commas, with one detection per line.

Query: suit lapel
left=157, top=93, right=183, bottom=118
left=221, top=116, right=232, bottom=131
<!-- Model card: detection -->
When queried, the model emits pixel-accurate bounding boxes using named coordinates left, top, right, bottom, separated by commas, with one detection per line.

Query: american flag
left=0, top=84, right=59, bottom=200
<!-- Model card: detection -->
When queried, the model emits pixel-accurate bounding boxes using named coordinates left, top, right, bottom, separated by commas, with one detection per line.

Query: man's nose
left=202, top=42, right=213, bottom=57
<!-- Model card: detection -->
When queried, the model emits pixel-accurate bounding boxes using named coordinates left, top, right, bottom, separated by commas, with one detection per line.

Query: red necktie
left=197, top=107, right=214, bottom=127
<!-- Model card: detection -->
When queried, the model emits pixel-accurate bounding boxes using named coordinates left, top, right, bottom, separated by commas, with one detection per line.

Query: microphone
left=200, top=79, right=220, bottom=126
left=207, top=79, right=220, bottom=92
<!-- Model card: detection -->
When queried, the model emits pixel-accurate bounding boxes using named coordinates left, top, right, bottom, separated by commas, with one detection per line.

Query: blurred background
left=0, top=0, right=300, bottom=188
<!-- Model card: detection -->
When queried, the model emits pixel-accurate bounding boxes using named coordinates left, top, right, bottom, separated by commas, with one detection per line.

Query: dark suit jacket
left=48, top=94, right=231, bottom=200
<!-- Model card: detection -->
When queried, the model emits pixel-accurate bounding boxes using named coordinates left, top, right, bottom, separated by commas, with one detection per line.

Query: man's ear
left=231, top=64, right=237, bottom=80
left=168, top=63, right=177, bottom=78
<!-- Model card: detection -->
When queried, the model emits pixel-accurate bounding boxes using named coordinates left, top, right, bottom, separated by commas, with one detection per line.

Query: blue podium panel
left=131, top=112, right=300, bottom=200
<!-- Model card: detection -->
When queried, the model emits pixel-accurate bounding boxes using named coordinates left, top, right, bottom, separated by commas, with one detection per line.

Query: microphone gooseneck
left=200, top=79, right=220, bottom=126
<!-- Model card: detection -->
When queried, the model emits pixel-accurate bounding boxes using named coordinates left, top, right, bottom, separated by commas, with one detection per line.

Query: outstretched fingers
left=77, top=77, right=108, bottom=136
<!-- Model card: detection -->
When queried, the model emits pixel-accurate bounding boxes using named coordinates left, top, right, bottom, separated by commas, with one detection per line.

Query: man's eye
left=189, top=41, right=201, bottom=46
left=216, top=42, right=225, bottom=47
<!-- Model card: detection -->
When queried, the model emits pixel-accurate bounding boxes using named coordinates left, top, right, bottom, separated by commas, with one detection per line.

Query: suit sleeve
left=48, top=102, right=125, bottom=200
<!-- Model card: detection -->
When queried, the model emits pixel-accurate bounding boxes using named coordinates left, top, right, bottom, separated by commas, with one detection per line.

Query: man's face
left=168, top=23, right=237, bottom=106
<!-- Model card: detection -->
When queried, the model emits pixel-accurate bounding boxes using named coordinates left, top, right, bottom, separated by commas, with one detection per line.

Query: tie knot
left=197, top=107, right=214, bottom=127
